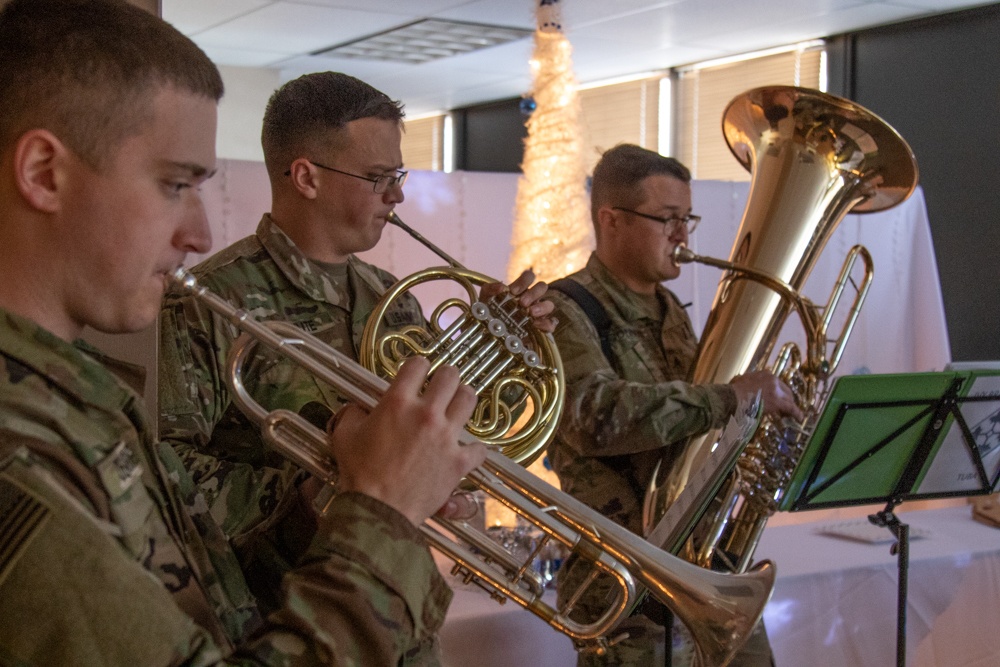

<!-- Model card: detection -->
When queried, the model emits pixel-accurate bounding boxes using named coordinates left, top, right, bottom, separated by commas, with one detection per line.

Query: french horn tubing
left=169, top=267, right=775, bottom=666
left=360, top=212, right=564, bottom=465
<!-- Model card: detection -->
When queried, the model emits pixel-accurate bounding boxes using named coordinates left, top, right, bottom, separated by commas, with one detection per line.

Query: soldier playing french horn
left=157, top=71, right=558, bottom=663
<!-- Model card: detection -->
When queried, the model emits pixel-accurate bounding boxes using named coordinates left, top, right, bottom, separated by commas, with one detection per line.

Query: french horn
left=360, top=213, right=563, bottom=465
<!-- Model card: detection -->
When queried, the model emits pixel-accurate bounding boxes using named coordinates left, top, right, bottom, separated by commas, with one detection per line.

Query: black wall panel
left=833, top=4, right=1000, bottom=362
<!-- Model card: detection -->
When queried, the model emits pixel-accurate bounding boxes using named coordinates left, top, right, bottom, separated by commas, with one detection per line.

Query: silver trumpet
left=169, top=267, right=775, bottom=666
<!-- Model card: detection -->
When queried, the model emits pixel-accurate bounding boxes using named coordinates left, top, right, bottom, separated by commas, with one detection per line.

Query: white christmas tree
left=507, top=0, right=593, bottom=284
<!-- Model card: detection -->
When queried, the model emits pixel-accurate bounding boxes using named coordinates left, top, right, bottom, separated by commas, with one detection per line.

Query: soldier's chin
left=119, top=285, right=165, bottom=333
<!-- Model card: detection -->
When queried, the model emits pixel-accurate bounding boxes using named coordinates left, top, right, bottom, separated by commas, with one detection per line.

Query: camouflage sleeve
left=0, top=451, right=449, bottom=667
left=550, top=291, right=736, bottom=458
left=158, top=295, right=299, bottom=539
left=0, top=450, right=226, bottom=666
left=240, top=492, right=452, bottom=665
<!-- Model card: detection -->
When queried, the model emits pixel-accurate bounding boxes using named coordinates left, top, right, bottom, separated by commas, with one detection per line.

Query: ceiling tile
left=166, top=0, right=997, bottom=119
left=200, top=44, right=295, bottom=68
left=161, top=0, right=272, bottom=34
left=282, top=0, right=473, bottom=13
left=435, top=0, right=538, bottom=30
left=190, top=1, right=413, bottom=54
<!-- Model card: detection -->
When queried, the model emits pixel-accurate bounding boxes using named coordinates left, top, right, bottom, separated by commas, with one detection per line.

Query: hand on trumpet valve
left=729, top=370, right=805, bottom=422
left=480, top=268, right=558, bottom=333
left=326, top=356, right=486, bottom=526
left=437, top=490, right=481, bottom=521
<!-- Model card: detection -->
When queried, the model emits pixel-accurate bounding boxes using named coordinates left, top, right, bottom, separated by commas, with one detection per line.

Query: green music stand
left=778, top=368, right=1000, bottom=667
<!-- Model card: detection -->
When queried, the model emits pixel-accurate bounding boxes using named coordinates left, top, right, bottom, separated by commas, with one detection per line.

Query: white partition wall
left=195, top=160, right=952, bottom=376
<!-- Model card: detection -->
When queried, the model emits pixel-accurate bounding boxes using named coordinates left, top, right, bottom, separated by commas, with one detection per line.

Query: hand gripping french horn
left=361, top=212, right=563, bottom=465
left=169, top=261, right=776, bottom=666
left=643, top=86, right=919, bottom=572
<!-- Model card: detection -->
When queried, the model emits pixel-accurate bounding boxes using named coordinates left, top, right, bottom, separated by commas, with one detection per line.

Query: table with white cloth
left=755, top=504, right=1000, bottom=667
left=437, top=505, right=1000, bottom=667
left=437, top=577, right=576, bottom=667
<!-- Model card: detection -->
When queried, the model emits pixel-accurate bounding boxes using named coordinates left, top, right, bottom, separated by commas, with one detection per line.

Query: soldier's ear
left=285, top=158, right=321, bottom=200
left=596, top=205, right=621, bottom=237
left=13, top=129, right=68, bottom=214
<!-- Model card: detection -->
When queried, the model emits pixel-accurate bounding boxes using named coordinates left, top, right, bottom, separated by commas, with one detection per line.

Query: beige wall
left=217, top=65, right=280, bottom=162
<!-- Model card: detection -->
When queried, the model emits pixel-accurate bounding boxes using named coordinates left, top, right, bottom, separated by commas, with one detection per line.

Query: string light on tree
left=507, top=0, right=593, bottom=285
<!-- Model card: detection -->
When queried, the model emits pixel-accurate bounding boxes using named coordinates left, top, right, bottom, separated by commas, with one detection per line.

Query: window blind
left=401, top=115, right=444, bottom=171
left=675, top=47, right=823, bottom=180
left=579, top=76, right=662, bottom=173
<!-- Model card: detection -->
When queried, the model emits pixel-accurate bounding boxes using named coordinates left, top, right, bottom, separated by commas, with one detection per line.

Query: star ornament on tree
left=538, top=0, right=563, bottom=32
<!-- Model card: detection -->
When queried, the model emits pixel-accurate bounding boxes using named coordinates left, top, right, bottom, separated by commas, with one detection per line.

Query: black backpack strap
left=549, top=278, right=614, bottom=364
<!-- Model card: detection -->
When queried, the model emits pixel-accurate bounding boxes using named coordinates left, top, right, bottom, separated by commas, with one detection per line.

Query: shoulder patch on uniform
left=95, top=442, right=143, bottom=499
left=0, top=472, right=51, bottom=587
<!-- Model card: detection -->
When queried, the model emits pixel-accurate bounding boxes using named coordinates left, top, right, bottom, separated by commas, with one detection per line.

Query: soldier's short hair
left=0, top=0, right=223, bottom=171
left=261, top=72, right=406, bottom=181
left=590, top=144, right=691, bottom=225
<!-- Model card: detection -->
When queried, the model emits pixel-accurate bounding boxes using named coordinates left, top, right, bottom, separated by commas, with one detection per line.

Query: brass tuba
left=360, top=213, right=563, bottom=465
left=643, top=86, right=919, bottom=572
left=169, top=267, right=776, bottom=666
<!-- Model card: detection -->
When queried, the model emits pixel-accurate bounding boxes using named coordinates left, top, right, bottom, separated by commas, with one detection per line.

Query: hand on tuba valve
left=729, top=370, right=804, bottom=422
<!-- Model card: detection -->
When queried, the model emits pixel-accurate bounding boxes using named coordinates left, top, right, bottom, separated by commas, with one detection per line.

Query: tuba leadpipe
left=169, top=266, right=775, bottom=666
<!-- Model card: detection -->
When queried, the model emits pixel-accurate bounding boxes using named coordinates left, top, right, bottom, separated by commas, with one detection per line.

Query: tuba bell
left=643, top=86, right=919, bottom=572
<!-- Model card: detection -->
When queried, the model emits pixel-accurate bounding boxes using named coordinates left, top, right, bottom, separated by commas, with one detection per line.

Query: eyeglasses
left=613, top=206, right=701, bottom=235
left=285, top=160, right=408, bottom=194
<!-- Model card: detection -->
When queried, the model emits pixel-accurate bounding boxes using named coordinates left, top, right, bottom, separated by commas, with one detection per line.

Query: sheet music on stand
left=781, top=368, right=1000, bottom=512
left=778, top=365, right=1000, bottom=667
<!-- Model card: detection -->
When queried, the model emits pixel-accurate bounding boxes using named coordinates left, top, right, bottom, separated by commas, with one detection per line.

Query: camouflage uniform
left=158, top=214, right=426, bottom=612
left=548, top=253, right=740, bottom=666
left=0, top=306, right=451, bottom=666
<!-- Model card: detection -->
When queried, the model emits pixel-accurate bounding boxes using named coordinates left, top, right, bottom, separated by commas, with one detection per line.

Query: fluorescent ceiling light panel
left=313, top=19, right=533, bottom=64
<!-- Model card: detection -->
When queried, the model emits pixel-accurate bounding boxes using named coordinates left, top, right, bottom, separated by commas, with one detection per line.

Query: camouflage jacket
left=546, top=253, right=736, bottom=536
left=0, top=307, right=451, bottom=666
left=159, top=215, right=425, bottom=610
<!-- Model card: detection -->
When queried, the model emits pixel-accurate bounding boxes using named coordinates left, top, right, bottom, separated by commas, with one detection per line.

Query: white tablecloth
left=438, top=505, right=1000, bottom=667
left=439, top=584, right=576, bottom=667
left=755, top=504, right=1000, bottom=667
